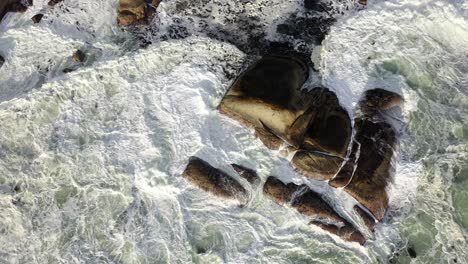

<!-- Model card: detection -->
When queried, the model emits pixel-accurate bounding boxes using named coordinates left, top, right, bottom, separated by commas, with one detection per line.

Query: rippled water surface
left=0, top=0, right=467, bottom=263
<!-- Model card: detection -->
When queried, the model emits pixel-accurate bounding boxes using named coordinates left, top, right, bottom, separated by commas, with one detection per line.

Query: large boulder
left=0, top=0, right=30, bottom=23
left=218, top=55, right=311, bottom=149
left=117, top=0, right=160, bottom=26
left=182, top=157, right=248, bottom=203
left=263, top=176, right=366, bottom=244
left=329, top=89, right=403, bottom=220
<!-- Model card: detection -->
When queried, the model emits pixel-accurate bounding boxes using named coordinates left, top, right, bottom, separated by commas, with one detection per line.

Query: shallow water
left=0, top=0, right=467, bottom=263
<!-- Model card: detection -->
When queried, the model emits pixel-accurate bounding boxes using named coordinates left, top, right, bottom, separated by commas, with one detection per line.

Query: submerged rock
left=263, top=176, right=366, bottom=244
left=231, top=164, right=260, bottom=185
left=0, top=55, right=4, bottom=69
left=0, top=0, right=30, bottom=23
left=182, top=157, right=248, bottom=203
left=72, top=50, right=86, bottom=63
left=31, top=14, right=44, bottom=23
left=117, top=0, right=160, bottom=26
left=48, top=0, right=64, bottom=7
left=329, top=88, right=403, bottom=220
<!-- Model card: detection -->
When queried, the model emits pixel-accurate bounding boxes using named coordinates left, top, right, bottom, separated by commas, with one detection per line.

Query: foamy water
left=0, top=0, right=467, bottom=263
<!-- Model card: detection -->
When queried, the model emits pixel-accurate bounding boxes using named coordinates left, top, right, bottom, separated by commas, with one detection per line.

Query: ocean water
left=0, top=0, right=467, bottom=263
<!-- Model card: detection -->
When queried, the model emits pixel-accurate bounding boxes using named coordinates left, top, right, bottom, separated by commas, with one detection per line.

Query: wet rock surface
left=0, top=55, right=4, bottom=69
left=231, top=164, right=260, bottom=185
left=31, top=13, right=44, bottom=23
left=329, top=88, right=402, bottom=220
left=263, top=176, right=366, bottom=244
left=48, top=0, right=64, bottom=7
left=182, top=157, right=248, bottom=203
left=0, top=0, right=31, bottom=23
left=117, top=0, right=160, bottom=26
left=219, top=57, right=403, bottom=223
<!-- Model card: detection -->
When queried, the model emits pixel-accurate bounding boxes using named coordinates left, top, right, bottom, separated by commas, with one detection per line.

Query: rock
left=310, top=221, right=366, bottom=245
left=263, top=176, right=366, bottom=244
left=407, top=246, right=417, bottom=258
left=291, top=150, right=344, bottom=181
left=358, top=0, right=367, bottom=5
left=48, top=0, right=64, bottom=7
left=63, top=68, right=74, bottom=73
left=231, top=164, right=260, bottom=185
left=117, top=0, right=159, bottom=26
left=329, top=89, right=402, bottom=220
left=0, top=55, right=4, bottom=69
left=182, top=157, right=248, bottom=203
left=299, top=88, right=352, bottom=157
left=0, top=0, right=30, bottom=23
left=354, top=205, right=376, bottom=232
left=31, top=14, right=43, bottom=23
left=72, top=50, right=86, bottom=63
left=218, top=55, right=311, bottom=150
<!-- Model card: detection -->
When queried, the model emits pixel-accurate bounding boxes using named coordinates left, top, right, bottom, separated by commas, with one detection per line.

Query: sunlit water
left=0, top=0, right=467, bottom=263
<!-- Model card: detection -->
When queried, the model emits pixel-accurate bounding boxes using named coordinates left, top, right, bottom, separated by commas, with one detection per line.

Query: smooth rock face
left=263, top=176, right=366, bottom=244
left=329, top=89, right=402, bottom=220
left=182, top=157, right=248, bottom=203
left=218, top=55, right=311, bottom=149
left=0, top=0, right=30, bottom=23
left=117, top=0, right=159, bottom=26
left=231, top=164, right=260, bottom=185
left=291, top=150, right=344, bottom=181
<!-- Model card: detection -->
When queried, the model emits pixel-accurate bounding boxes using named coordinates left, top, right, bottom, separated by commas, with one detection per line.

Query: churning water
left=0, top=0, right=467, bottom=263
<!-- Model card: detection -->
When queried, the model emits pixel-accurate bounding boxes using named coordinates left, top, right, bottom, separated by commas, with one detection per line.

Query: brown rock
left=263, top=176, right=366, bottom=244
left=231, top=164, right=260, bottom=185
left=0, top=0, right=30, bottom=23
left=31, top=14, right=44, bottom=23
left=354, top=205, right=376, bottom=232
left=310, top=221, right=366, bottom=244
left=218, top=55, right=311, bottom=149
left=117, top=0, right=159, bottom=26
left=72, top=50, right=86, bottom=63
left=329, top=89, right=402, bottom=220
left=291, top=150, right=344, bottom=181
left=300, top=88, right=352, bottom=157
left=48, top=0, right=64, bottom=7
left=182, top=157, right=248, bottom=203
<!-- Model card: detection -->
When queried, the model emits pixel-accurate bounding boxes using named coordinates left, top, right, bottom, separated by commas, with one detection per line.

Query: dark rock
left=182, top=157, right=248, bottom=203
left=48, top=0, right=64, bottom=7
left=329, top=88, right=403, bottom=220
left=0, top=55, right=4, bottom=69
left=31, top=14, right=43, bottom=23
left=407, top=246, right=417, bottom=258
left=263, top=176, right=366, bottom=244
left=299, top=87, right=352, bottom=157
left=63, top=68, right=74, bottom=73
left=231, top=164, right=260, bottom=185
left=218, top=55, right=310, bottom=150
left=0, top=0, right=31, bottom=23
left=72, top=50, right=86, bottom=63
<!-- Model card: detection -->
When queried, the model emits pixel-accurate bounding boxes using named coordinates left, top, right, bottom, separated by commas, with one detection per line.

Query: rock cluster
left=214, top=55, right=403, bottom=241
